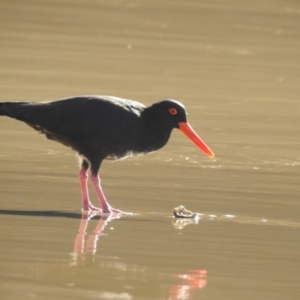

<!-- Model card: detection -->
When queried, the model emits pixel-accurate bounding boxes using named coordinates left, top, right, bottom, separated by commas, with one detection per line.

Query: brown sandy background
left=0, top=1, right=299, bottom=299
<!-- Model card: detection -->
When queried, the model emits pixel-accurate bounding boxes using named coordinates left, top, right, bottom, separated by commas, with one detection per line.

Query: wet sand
left=0, top=0, right=299, bottom=299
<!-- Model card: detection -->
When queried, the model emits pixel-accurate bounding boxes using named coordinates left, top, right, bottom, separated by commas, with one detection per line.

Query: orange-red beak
left=179, top=122, right=214, bottom=158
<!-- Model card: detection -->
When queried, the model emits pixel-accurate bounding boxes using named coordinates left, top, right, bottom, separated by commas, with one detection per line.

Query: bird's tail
left=0, top=102, right=30, bottom=118
left=0, top=102, right=7, bottom=116
left=0, top=103, right=5, bottom=116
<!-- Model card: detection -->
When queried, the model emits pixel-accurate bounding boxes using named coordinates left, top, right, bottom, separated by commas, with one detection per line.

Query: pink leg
left=90, top=174, right=123, bottom=214
left=79, top=168, right=101, bottom=211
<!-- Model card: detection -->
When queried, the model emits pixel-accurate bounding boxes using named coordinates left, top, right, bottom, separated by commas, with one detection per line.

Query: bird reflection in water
left=70, top=212, right=207, bottom=299
left=169, top=270, right=207, bottom=300
left=71, top=212, right=122, bottom=265
left=171, top=212, right=207, bottom=299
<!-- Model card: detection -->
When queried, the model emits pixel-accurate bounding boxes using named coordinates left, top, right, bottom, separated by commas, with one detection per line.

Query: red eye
left=169, top=108, right=177, bottom=115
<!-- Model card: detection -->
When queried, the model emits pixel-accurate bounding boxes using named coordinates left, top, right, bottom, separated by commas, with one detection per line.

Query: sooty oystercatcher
left=0, top=96, right=214, bottom=213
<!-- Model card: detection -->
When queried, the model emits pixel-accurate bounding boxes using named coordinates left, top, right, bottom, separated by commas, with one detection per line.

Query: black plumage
left=0, top=95, right=214, bottom=213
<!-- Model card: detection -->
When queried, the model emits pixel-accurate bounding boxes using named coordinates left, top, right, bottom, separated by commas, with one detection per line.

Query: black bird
left=0, top=96, right=214, bottom=213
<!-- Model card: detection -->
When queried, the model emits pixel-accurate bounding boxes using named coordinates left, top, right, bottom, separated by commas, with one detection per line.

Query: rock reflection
left=172, top=216, right=200, bottom=230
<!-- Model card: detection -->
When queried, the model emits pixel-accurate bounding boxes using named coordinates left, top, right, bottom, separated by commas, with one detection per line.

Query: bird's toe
left=82, top=204, right=102, bottom=212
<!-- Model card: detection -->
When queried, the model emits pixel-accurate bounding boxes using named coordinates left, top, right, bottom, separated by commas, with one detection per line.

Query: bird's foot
left=82, top=204, right=130, bottom=215
left=82, top=200, right=131, bottom=215
left=82, top=204, right=102, bottom=213
left=102, top=206, right=132, bottom=215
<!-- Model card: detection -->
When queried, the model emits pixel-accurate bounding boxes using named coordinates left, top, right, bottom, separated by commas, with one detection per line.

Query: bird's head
left=149, top=99, right=214, bottom=158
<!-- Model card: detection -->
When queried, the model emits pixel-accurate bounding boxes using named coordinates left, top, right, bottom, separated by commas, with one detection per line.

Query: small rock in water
left=173, top=205, right=197, bottom=219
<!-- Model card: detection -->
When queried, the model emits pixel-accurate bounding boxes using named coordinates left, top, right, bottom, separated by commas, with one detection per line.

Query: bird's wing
left=2, top=96, right=145, bottom=154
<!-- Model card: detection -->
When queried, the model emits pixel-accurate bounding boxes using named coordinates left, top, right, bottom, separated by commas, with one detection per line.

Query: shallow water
left=0, top=0, right=299, bottom=299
